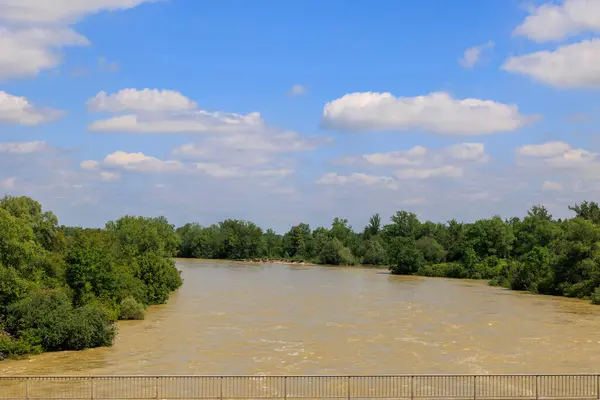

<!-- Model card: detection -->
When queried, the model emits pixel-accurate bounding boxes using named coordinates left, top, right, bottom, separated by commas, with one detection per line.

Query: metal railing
left=0, top=375, right=599, bottom=400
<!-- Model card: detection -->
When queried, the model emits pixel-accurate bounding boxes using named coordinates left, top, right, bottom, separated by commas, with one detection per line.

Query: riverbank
left=176, top=257, right=390, bottom=269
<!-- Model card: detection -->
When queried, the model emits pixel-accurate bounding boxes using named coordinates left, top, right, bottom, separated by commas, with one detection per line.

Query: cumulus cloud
left=502, top=39, right=600, bottom=88
left=103, top=151, right=183, bottom=173
left=87, top=89, right=197, bottom=113
left=460, top=41, right=494, bottom=68
left=0, top=1, right=155, bottom=80
left=321, top=142, right=486, bottom=193
left=337, top=142, right=489, bottom=168
left=513, top=0, right=600, bottom=42
left=516, top=141, right=571, bottom=158
left=0, top=91, right=62, bottom=125
left=89, top=109, right=266, bottom=134
left=517, top=141, right=599, bottom=172
left=0, top=141, right=50, bottom=154
left=171, top=131, right=326, bottom=172
left=321, top=91, right=535, bottom=135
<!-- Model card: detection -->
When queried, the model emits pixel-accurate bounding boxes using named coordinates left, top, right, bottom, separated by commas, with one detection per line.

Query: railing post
left=155, top=377, right=159, bottom=400
left=90, top=377, right=94, bottom=400
left=283, top=376, right=287, bottom=400
left=25, top=377, right=29, bottom=400
left=410, top=376, right=414, bottom=400
left=347, top=376, right=351, bottom=400
left=596, top=374, right=599, bottom=400
left=473, top=375, right=477, bottom=400
left=535, top=375, right=539, bottom=400
left=219, top=376, right=223, bottom=400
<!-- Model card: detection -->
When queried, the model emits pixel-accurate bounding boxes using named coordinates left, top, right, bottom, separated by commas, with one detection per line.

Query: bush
left=119, top=296, right=145, bottom=320
left=417, top=262, right=467, bottom=278
left=591, top=287, right=600, bottom=305
left=338, top=247, right=357, bottom=266
left=362, top=240, right=387, bottom=265
left=0, top=333, right=41, bottom=360
left=5, top=289, right=116, bottom=351
left=388, top=237, right=424, bottom=275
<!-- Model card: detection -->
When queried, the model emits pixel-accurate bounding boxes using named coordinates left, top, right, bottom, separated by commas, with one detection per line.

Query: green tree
left=388, top=237, right=424, bottom=275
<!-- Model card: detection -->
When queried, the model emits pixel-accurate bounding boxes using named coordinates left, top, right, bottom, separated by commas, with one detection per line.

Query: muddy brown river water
left=2, top=259, right=600, bottom=376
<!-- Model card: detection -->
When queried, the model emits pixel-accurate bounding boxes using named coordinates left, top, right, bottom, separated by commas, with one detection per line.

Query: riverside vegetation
left=2, top=196, right=600, bottom=361
left=0, top=196, right=182, bottom=360
left=176, top=202, right=600, bottom=306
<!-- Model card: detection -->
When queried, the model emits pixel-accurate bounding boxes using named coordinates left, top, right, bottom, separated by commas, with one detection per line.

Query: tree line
left=176, top=202, right=600, bottom=305
left=0, top=196, right=182, bottom=360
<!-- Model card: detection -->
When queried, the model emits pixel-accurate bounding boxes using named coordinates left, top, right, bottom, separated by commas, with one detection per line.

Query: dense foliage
left=0, top=196, right=182, bottom=360
left=176, top=204, right=600, bottom=305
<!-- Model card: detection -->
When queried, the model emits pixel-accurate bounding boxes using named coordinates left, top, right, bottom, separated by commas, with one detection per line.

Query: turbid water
left=2, top=259, right=600, bottom=376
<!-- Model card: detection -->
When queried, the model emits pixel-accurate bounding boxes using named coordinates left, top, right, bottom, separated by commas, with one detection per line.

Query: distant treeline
left=0, top=196, right=182, bottom=360
left=176, top=202, right=600, bottom=305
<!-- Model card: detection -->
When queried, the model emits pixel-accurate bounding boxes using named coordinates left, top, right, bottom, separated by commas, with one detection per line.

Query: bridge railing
left=0, top=375, right=599, bottom=400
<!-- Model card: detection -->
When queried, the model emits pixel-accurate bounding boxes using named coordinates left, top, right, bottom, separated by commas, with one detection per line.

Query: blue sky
left=1, top=0, right=600, bottom=233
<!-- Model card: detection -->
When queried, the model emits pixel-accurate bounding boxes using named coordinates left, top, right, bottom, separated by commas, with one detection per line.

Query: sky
left=1, top=0, right=600, bottom=233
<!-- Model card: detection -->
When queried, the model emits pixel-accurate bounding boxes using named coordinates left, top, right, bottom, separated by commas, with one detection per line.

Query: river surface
left=2, top=259, right=600, bottom=375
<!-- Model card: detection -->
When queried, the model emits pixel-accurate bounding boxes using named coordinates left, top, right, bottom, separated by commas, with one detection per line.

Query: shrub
left=388, top=237, right=424, bottom=275
left=362, top=241, right=387, bottom=265
left=118, top=296, right=145, bottom=320
left=417, top=262, right=467, bottom=278
left=338, top=247, right=357, bottom=266
left=5, top=288, right=116, bottom=351
left=0, top=333, right=41, bottom=360
left=591, top=287, right=600, bottom=305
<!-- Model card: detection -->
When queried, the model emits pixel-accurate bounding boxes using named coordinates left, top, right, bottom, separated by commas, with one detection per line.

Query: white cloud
left=0, top=177, right=16, bottom=190
left=0, top=1, right=156, bottom=24
left=513, top=0, right=600, bottom=42
left=316, top=172, right=398, bottom=189
left=502, top=39, right=600, bottom=88
left=460, top=41, right=494, bottom=68
left=359, top=146, right=428, bottom=166
left=0, top=27, right=88, bottom=80
left=322, top=91, right=535, bottom=135
left=0, top=141, right=50, bottom=154
left=89, top=110, right=267, bottom=133
left=443, top=142, right=490, bottom=163
left=171, top=131, right=324, bottom=170
left=516, top=141, right=571, bottom=158
left=542, top=180, right=564, bottom=192
left=80, top=160, right=100, bottom=170
left=104, top=151, right=183, bottom=173
left=195, top=163, right=293, bottom=179
left=0, top=91, right=62, bottom=125
left=288, top=84, right=307, bottom=96
left=517, top=141, right=599, bottom=171
left=396, top=165, right=463, bottom=180
left=0, top=1, right=155, bottom=80
left=87, top=89, right=197, bottom=113
left=99, top=171, right=120, bottom=181
left=338, top=142, right=489, bottom=167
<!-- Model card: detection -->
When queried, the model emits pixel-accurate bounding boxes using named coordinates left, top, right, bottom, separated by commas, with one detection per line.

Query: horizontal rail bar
left=0, top=375, right=598, bottom=400
left=2, top=375, right=599, bottom=378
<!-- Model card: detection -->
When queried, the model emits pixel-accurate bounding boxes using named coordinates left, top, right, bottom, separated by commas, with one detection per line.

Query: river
left=2, top=259, right=600, bottom=375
